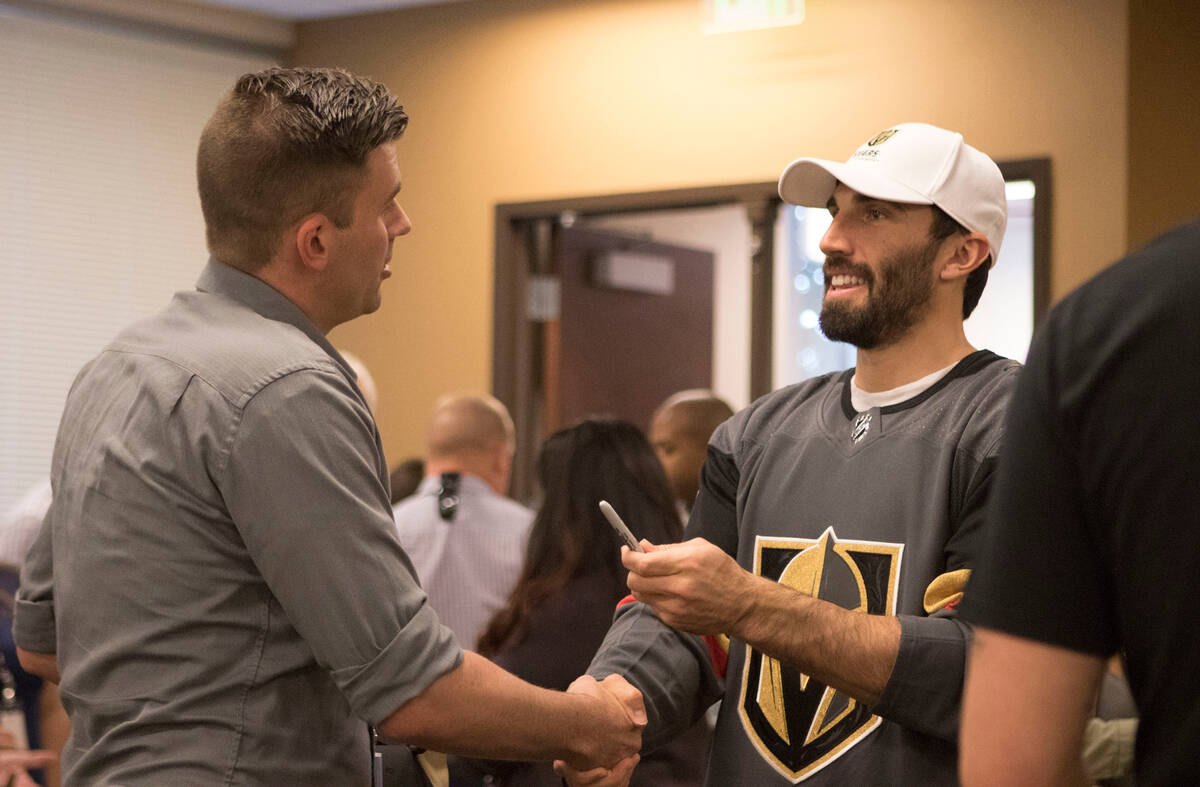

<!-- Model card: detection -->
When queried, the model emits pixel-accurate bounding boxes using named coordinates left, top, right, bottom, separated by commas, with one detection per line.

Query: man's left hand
left=623, top=538, right=758, bottom=636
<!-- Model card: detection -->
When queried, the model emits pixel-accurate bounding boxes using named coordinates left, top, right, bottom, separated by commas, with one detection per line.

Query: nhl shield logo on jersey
left=850, top=412, right=872, bottom=444
left=739, top=528, right=902, bottom=781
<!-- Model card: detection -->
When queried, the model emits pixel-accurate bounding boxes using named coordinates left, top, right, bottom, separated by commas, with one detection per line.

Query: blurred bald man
left=649, top=390, right=734, bottom=514
left=338, top=350, right=379, bottom=413
left=393, top=393, right=534, bottom=650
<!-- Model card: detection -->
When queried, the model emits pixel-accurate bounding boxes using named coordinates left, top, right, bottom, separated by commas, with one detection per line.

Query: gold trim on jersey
left=922, top=568, right=970, bottom=613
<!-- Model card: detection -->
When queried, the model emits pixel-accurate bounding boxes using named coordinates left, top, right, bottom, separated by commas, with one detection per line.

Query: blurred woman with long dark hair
left=453, top=418, right=707, bottom=786
left=476, top=418, right=679, bottom=658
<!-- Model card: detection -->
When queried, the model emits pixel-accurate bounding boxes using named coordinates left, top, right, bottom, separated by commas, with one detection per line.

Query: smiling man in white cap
left=563, top=123, right=1021, bottom=786
left=780, top=122, right=1007, bottom=356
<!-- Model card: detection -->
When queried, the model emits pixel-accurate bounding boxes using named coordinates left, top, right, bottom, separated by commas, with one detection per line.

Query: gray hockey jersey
left=589, top=350, right=1020, bottom=785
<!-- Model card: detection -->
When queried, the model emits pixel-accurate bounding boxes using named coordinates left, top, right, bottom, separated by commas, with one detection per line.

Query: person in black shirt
left=960, top=219, right=1200, bottom=786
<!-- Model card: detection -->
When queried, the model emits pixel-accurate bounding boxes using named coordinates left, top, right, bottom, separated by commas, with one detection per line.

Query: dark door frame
left=1000, top=158, right=1054, bottom=321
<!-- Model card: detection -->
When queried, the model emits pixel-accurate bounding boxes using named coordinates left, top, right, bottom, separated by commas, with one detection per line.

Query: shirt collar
left=195, top=258, right=356, bottom=382
left=848, top=361, right=958, bottom=412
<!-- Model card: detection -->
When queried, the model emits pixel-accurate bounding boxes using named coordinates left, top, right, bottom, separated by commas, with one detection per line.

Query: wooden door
left=544, top=226, right=715, bottom=435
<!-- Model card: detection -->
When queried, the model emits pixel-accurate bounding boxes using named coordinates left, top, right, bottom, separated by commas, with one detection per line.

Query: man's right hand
left=560, top=674, right=645, bottom=774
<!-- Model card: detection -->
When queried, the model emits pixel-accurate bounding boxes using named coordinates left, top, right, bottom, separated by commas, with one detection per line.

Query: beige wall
left=1128, top=0, right=1200, bottom=249
left=295, top=0, right=1128, bottom=463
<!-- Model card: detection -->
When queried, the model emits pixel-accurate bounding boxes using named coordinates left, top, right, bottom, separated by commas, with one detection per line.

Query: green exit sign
left=702, top=0, right=805, bottom=34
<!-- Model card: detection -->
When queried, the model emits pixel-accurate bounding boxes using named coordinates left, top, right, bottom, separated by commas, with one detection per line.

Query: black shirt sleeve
left=959, top=314, right=1118, bottom=656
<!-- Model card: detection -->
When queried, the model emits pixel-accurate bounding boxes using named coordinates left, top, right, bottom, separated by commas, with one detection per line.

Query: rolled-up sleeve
left=220, top=367, right=462, bottom=724
left=14, top=505, right=57, bottom=654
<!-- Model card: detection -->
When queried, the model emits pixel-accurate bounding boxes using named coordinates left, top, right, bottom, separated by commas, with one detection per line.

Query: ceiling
left=194, top=0, right=465, bottom=21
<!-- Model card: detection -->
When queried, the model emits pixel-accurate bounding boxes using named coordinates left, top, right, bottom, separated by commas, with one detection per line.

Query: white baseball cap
left=778, top=123, right=1008, bottom=266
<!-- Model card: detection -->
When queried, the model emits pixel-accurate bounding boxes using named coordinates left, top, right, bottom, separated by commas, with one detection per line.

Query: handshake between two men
left=379, top=536, right=766, bottom=786
left=554, top=537, right=766, bottom=786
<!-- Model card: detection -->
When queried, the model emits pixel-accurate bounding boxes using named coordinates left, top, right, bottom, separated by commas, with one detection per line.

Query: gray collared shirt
left=15, top=259, right=461, bottom=786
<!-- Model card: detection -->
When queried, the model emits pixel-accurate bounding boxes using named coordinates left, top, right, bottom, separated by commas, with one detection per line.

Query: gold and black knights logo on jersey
left=739, top=528, right=902, bottom=782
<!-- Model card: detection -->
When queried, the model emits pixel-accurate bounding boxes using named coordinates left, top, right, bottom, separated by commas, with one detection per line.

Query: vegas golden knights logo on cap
left=865, top=129, right=899, bottom=147
left=739, top=529, right=902, bottom=781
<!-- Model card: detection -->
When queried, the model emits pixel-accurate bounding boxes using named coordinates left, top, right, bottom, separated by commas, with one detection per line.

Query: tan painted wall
left=1127, top=0, right=1200, bottom=249
left=295, top=0, right=1128, bottom=463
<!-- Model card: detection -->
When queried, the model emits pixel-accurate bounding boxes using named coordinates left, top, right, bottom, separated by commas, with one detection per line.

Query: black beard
left=819, top=240, right=939, bottom=350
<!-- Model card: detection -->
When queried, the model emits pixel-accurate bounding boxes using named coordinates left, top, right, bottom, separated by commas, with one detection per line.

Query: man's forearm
left=960, top=628, right=1103, bottom=787
left=732, top=575, right=901, bottom=705
left=623, top=539, right=901, bottom=706
left=379, top=651, right=641, bottom=770
left=16, top=648, right=59, bottom=684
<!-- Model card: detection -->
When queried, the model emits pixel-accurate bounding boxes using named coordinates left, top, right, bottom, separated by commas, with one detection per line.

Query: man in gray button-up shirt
left=14, top=67, right=643, bottom=786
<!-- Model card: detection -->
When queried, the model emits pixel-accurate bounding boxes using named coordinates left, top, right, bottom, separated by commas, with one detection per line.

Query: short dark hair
left=929, top=205, right=990, bottom=319
left=196, top=67, right=409, bottom=271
